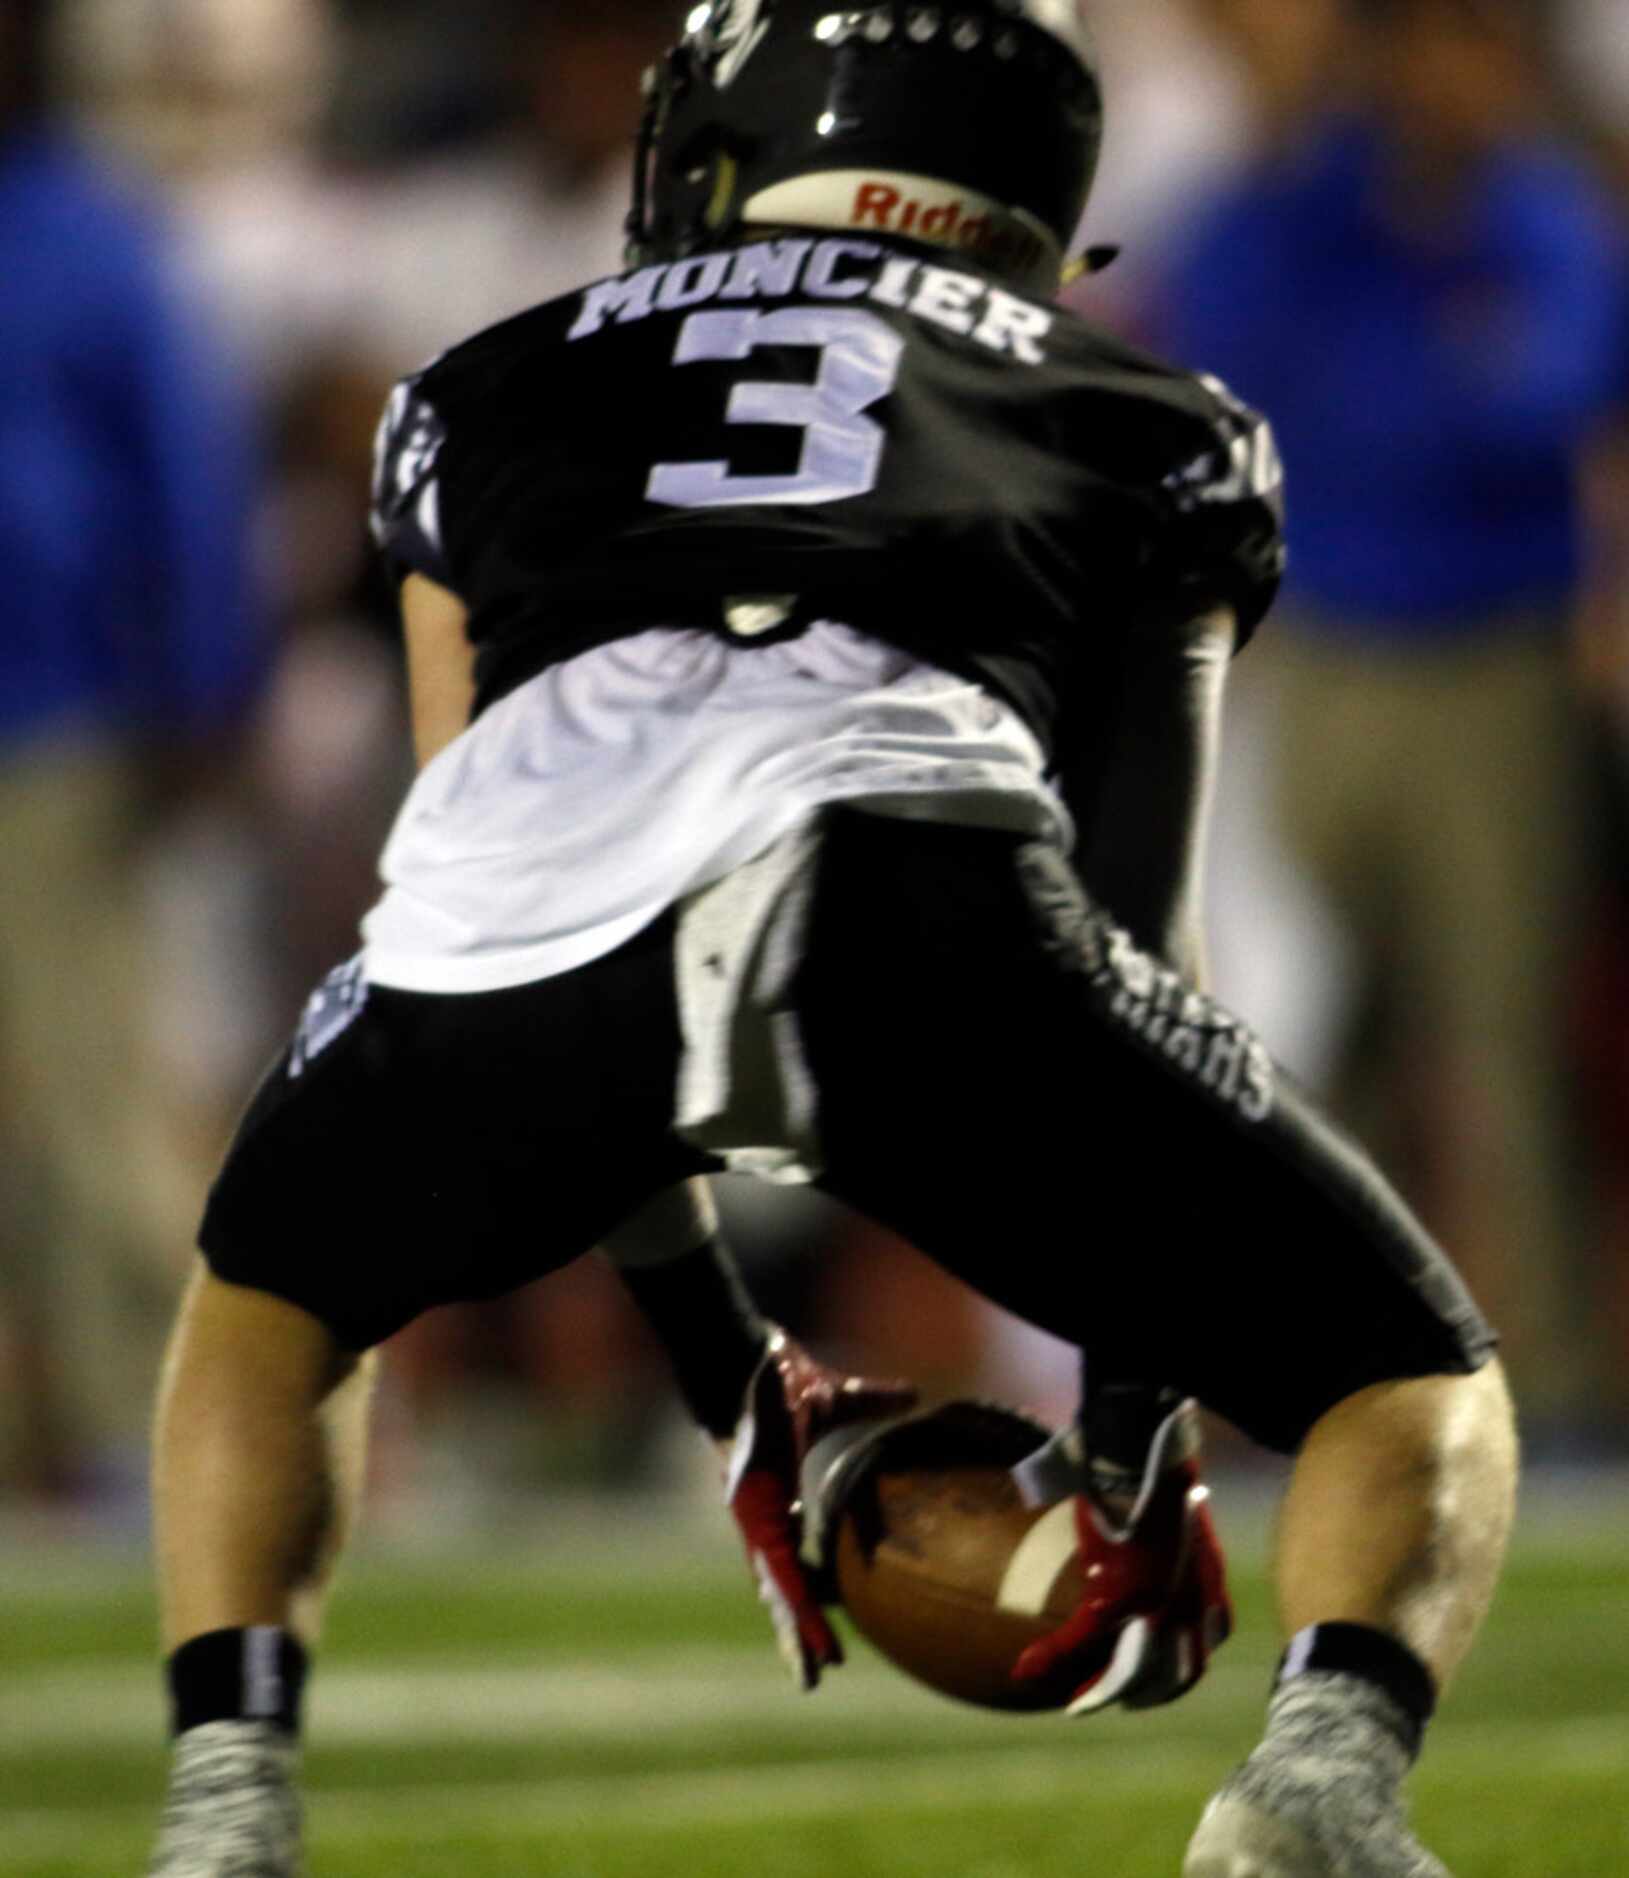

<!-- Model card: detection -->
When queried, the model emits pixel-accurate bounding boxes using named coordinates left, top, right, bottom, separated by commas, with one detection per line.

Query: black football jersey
left=370, top=232, right=1283, bottom=752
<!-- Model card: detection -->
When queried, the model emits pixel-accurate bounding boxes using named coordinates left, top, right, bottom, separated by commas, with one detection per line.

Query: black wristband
left=1080, top=1376, right=1184, bottom=1478
left=1277, top=1622, right=1437, bottom=1754
left=168, top=1626, right=309, bottom=1738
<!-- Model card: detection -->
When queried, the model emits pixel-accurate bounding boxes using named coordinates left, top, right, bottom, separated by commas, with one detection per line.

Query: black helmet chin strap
left=624, top=69, right=663, bottom=265
left=628, top=39, right=751, bottom=268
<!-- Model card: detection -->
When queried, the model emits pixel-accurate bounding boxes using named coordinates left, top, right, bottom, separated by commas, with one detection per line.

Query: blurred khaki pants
left=0, top=740, right=180, bottom=1495
left=1269, top=623, right=1599, bottom=1424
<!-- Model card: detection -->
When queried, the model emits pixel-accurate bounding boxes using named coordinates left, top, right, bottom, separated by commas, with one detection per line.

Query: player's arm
left=400, top=572, right=476, bottom=768
left=1066, top=603, right=1236, bottom=986
left=371, top=374, right=474, bottom=769
left=602, top=1185, right=915, bottom=1690
left=600, top=1181, right=767, bottom=1440
left=393, top=531, right=910, bottom=1688
left=1016, top=388, right=1276, bottom=1712
left=1020, top=606, right=1238, bottom=1714
left=395, top=572, right=895, bottom=1688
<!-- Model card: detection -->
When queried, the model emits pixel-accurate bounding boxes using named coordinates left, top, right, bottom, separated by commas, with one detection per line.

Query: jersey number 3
left=646, top=308, right=905, bottom=509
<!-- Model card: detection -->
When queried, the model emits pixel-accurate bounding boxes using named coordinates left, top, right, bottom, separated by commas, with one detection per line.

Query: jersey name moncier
left=567, top=236, right=1056, bottom=366
left=371, top=233, right=1285, bottom=750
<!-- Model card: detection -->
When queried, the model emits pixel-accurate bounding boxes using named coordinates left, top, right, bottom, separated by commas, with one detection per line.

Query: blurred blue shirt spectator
left=0, top=82, right=264, bottom=1502
left=1161, top=116, right=1629, bottom=637
left=0, top=125, right=263, bottom=746
left=1152, top=0, right=1629, bottom=1440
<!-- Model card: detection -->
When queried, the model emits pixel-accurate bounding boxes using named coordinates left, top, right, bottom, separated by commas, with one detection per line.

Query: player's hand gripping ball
left=724, top=1328, right=918, bottom=1691
left=804, top=1399, right=1231, bottom=1714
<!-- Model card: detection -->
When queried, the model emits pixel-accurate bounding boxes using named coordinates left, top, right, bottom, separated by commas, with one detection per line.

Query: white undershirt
left=360, top=621, right=1071, bottom=994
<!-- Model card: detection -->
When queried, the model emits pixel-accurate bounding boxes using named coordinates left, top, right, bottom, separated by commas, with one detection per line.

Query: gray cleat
left=147, top=1720, right=302, bottom=1878
left=1182, top=1674, right=1451, bottom=1878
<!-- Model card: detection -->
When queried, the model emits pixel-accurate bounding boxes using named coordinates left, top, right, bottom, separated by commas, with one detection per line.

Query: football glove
left=1009, top=1398, right=1232, bottom=1715
left=724, top=1327, right=917, bottom=1691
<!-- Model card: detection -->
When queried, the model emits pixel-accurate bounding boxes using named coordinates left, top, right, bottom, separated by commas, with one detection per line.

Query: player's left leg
left=1183, top=1360, right=1517, bottom=1878
left=154, top=1266, right=373, bottom=1651
left=1274, top=1365, right=1516, bottom=1685
left=149, top=1265, right=373, bottom=1878
left=147, top=925, right=712, bottom=1876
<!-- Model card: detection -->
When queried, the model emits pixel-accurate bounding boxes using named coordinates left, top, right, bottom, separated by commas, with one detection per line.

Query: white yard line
left=9, top=1633, right=1297, bottom=1752
left=3, top=1648, right=940, bottom=1749
left=10, top=1634, right=1629, bottom=1758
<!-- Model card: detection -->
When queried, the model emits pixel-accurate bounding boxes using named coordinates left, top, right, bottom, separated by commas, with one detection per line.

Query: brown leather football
left=823, top=1402, right=1084, bottom=1712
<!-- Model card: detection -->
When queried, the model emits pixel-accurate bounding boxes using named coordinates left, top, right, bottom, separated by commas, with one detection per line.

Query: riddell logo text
left=849, top=182, right=1047, bottom=277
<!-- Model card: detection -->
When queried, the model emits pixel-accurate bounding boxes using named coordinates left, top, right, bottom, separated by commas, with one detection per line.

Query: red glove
left=1010, top=1400, right=1232, bottom=1715
left=724, top=1328, right=917, bottom=1689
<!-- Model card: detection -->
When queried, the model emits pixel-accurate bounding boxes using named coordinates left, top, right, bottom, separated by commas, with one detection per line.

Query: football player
left=146, top=5, right=1516, bottom=1876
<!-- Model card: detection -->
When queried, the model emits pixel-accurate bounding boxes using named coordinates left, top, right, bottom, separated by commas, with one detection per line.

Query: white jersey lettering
left=567, top=239, right=1053, bottom=362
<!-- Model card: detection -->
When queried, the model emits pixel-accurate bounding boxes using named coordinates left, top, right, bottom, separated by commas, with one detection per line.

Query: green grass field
left=3, top=1477, right=1626, bottom=1877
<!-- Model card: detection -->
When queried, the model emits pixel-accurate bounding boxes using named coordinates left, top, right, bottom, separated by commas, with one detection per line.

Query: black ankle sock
left=614, top=1238, right=769, bottom=1437
left=168, top=1627, right=308, bottom=1738
left=1276, top=1622, right=1436, bottom=1754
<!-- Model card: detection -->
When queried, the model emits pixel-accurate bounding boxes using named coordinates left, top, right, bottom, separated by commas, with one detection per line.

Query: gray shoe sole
left=1183, top=1796, right=1335, bottom=1877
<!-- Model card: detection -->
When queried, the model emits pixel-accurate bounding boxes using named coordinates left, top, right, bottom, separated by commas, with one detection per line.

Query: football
left=812, top=1401, right=1084, bottom=1712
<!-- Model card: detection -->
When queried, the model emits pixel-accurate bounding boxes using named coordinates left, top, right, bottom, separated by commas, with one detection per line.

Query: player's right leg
left=148, top=1267, right=371, bottom=1878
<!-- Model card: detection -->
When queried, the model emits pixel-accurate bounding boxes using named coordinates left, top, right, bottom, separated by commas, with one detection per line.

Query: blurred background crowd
left=3, top=0, right=1628, bottom=1531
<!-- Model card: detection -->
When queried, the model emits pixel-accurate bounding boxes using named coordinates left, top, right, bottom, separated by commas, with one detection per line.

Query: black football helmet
left=626, top=1, right=1105, bottom=293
